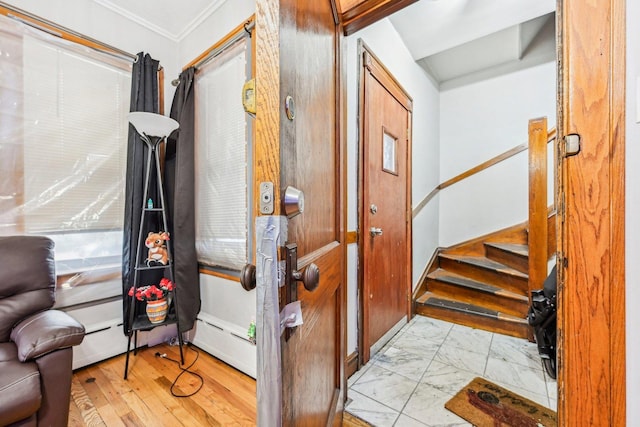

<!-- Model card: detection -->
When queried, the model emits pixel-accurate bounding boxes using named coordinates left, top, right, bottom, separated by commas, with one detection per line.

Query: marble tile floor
left=345, top=315, right=557, bottom=427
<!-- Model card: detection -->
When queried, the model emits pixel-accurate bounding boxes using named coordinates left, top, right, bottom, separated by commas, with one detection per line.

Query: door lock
left=370, top=204, right=378, bottom=214
left=369, top=227, right=383, bottom=237
left=283, top=186, right=305, bottom=218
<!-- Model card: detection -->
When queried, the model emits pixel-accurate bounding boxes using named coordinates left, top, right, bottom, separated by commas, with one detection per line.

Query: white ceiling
left=92, top=0, right=227, bottom=41
left=95, top=0, right=557, bottom=83
left=388, top=0, right=556, bottom=59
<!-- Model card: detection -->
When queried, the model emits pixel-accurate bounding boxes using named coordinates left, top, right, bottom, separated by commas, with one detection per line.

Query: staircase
left=414, top=217, right=554, bottom=339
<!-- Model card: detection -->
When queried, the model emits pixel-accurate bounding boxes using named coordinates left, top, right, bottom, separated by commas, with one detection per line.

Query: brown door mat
left=445, top=377, right=557, bottom=427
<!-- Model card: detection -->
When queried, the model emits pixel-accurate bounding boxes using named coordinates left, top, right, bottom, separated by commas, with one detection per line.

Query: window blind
left=194, top=38, right=249, bottom=270
left=21, top=36, right=130, bottom=233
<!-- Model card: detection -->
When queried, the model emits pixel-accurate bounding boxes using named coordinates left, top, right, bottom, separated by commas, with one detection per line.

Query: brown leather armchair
left=0, top=236, right=85, bottom=427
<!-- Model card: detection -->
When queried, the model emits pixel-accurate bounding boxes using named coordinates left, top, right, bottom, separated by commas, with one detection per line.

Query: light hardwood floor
left=69, top=343, right=256, bottom=426
left=69, top=343, right=369, bottom=426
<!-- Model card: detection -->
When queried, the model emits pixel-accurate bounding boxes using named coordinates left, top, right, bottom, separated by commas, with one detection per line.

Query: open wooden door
left=254, top=0, right=346, bottom=425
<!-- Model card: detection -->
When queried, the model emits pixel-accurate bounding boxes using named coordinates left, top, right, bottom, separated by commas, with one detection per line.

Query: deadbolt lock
left=370, top=204, right=378, bottom=214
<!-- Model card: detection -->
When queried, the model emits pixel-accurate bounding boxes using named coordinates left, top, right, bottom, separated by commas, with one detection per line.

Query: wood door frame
left=357, top=41, right=413, bottom=365
left=557, top=0, right=626, bottom=424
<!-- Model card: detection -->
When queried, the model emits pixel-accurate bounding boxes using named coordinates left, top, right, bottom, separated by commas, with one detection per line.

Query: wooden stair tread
left=484, top=242, right=529, bottom=257
left=439, top=254, right=528, bottom=279
left=426, top=269, right=528, bottom=302
left=419, top=294, right=528, bottom=325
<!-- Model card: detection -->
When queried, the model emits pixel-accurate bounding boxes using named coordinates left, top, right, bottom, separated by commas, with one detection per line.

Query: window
left=194, top=36, right=252, bottom=272
left=0, top=15, right=131, bottom=280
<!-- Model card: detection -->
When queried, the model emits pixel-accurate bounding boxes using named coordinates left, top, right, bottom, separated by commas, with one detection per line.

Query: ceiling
left=94, top=0, right=556, bottom=85
left=388, top=0, right=556, bottom=86
left=92, top=0, right=227, bottom=41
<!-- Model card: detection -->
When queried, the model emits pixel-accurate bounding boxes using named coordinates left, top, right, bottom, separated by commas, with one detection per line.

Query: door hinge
left=563, top=133, right=581, bottom=157
left=559, top=191, right=565, bottom=223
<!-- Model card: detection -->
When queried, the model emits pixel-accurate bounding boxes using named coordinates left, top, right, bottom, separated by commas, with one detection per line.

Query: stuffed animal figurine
left=145, top=231, right=170, bottom=266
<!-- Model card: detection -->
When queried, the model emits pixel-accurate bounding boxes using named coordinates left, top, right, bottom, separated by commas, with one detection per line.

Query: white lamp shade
left=128, top=112, right=179, bottom=138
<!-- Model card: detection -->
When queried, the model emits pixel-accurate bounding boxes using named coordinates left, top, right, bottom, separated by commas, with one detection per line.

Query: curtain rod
left=0, top=1, right=138, bottom=63
left=173, top=19, right=254, bottom=86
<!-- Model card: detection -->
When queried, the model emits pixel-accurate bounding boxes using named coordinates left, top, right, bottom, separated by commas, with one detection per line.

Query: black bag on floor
left=528, top=265, right=557, bottom=379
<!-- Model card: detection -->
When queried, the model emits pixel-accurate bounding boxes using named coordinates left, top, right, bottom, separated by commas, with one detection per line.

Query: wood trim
left=412, top=186, right=438, bottom=218
left=345, top=352, right=359, bottom=379
left=411, top=248, right=441, bottom=314
left=527, top=118, right=548, bottom=301
left=346, top=231, right=358, bottom=244
left=254, top=5, right=281, bottom=215
left=363, top=51, right=413, bottom=110
left=440, top=143, right=526, bottom=190
left=0, top=3, right=137, bottom=62
left=198, top=265, right=241, bottom=282
left=609, top=1, right=626, bottom=423
left=341, top=0, right=419, bottom=36
left=158, top=68, right=165, bottom=115
left=439, top=130, right=556, bottom=192
left=557, top=0, right=626, bottom=424
left=183, top=15, right=255, bottom=71
left=411, top=128, right=557, bottom=219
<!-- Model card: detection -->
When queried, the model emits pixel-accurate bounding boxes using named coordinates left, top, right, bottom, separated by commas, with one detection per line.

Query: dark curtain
left=122, top=53, right=160, bottom=334
left=164, top=67, right=200, bottom=332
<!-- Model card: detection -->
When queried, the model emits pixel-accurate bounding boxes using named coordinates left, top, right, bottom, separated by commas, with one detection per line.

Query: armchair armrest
left=10, top=310, right=85, bottom=362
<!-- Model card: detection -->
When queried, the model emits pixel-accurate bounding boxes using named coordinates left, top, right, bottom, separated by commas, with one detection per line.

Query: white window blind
left=21, top=36, right=130, bottom=233
left=194, top=38, right=249, bottom=270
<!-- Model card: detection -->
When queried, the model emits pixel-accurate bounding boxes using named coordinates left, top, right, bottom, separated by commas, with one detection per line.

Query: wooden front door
left=255, top=0, right=345, bottom=425
left=360, top=47, right=412, bottom=364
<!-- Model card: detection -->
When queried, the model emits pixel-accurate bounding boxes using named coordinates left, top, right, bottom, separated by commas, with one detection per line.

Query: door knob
left=240, top=263, right=256, bottom=291
left=292, top=263, right=320, bottom=292
left=370, top=227, right=383, bottom=237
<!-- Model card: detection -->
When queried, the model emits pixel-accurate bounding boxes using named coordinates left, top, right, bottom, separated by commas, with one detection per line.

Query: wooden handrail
left=412, top=128, right=556, bottom=218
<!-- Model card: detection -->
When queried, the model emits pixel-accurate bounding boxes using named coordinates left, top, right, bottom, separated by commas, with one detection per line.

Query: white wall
left=176, top=0, right=254, bottom=69
left=345, top=18, right=440, bottom=354
left=439, top=61, right=556, bottom=246
left=626, top=0, right=640, bottom=420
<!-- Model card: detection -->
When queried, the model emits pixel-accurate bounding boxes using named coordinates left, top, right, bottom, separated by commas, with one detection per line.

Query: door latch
left=564, top=134, right=581, bottom=157
left=259, top=182, right=274, bottom=214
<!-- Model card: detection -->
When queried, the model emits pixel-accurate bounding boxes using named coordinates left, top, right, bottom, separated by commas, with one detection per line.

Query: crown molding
left=93, top=0, right=226, bottom=43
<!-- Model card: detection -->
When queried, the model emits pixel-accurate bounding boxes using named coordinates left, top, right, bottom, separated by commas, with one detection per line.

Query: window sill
left=54, top=279, right=121, bottom=310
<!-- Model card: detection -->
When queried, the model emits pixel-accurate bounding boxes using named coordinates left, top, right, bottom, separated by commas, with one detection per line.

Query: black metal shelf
left=130, top=308, right=178, bottom=331
left=124, top=132, right=183, bottom=380
left=134, top=263, right=172, bottom=271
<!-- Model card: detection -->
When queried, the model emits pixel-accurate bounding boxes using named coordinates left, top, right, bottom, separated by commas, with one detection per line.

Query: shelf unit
left=124, top=112, right=183, bottom=379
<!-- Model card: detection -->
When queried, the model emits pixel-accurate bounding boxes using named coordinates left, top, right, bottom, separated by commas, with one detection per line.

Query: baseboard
left=191, top=315, right=256, bottom=379
left=346, top=351, right=359, bottom=379
left=412, top=248, right=441, bottom=313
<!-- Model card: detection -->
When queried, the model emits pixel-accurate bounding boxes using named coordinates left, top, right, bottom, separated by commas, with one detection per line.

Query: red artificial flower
left=128, top=278, right=175, bottom=302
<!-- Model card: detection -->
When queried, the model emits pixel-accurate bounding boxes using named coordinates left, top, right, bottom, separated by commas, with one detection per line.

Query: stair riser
left=485, top=246, right=528, bottom=274
left=415, top=303, right=529, bottom=339
left=438, top=257, right=528, bottom=295
left=427, top=279, right=529, bottom=317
